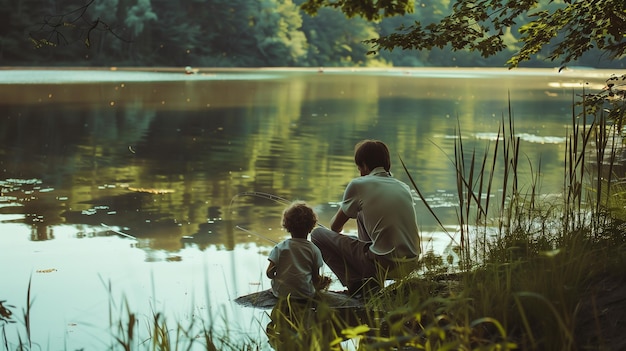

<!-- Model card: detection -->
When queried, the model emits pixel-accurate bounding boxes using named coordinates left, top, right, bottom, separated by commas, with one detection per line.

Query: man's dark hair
left=354, top=139, right=391, bottom=172
left=282, top=201, right=317, bottom=238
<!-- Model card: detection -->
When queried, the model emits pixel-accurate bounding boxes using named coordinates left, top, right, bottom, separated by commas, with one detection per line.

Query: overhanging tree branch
left=301, top=0, right=626, bottom=67
left=29, top=0, right=130, bottom=49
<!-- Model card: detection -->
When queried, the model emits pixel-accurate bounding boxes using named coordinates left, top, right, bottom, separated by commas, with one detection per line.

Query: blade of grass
left=397, top=155, right=454, bottom=244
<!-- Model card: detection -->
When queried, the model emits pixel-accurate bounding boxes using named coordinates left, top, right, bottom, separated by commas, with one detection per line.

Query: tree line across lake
left=0, top=0, right=623, bottom=68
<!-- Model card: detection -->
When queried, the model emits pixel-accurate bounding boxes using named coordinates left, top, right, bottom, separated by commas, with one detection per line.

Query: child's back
left=268, top=237, right=322, bottom=298
left=266, top=201, right=324, bottom=299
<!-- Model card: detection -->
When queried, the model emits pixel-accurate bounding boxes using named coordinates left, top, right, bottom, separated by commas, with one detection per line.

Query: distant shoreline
left=0, top=66, right=619, bottom=85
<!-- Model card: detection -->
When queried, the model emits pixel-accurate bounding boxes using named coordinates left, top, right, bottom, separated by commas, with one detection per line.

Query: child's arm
left=266, top=260, right=277, bottom=279
left=312, top=271, right=320, bottom=286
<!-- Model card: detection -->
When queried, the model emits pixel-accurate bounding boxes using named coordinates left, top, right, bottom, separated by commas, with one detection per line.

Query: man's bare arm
left=266, top=260, right=277, bottom=279
left=330, top=207, right=350, bottom=233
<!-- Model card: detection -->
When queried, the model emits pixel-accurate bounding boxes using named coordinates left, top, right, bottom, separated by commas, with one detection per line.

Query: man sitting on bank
left=311, top=139, right=421, bottom=297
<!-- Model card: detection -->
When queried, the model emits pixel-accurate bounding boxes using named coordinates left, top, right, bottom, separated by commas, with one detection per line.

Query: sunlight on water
left=0, top=68, right=283, bottom=84
left=474, top=132, right=567, bottom=144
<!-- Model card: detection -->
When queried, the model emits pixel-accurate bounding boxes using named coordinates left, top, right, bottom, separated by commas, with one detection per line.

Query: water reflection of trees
left=31, top=225, right=54, bottom=241
left=0, top=71, right=603, bottom=252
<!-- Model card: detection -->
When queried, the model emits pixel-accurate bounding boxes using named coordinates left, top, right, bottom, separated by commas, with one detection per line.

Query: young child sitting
left=266, top=201, right=330, bottom=299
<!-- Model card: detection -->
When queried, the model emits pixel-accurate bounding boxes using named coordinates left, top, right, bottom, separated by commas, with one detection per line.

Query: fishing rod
left=230, top=191, right=330, bottom=230
left=100, top=223, right=137, bottom=240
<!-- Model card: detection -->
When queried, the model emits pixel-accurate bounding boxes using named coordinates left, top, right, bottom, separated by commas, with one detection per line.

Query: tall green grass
left=375, top=80, right=624, bottom=350
left=344, top=78, right=626, bottom=350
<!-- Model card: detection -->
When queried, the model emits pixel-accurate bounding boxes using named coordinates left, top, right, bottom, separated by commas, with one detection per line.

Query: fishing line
left=235, top=225, right=278, bottom=244
left=230, top=191, right=292, bottom=208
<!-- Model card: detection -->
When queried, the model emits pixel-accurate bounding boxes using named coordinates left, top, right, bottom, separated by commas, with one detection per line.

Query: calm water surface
left=0, top=67, right=613, bottom=349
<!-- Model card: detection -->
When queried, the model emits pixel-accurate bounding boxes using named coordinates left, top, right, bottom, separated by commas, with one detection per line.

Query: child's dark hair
left=354, top=139, right=391, bottom=172
left=282, top=201, right=317, bottom=238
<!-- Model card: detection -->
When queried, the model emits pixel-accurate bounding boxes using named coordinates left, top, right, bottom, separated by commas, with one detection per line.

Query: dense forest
left=0, top=0, right=623, bottom=68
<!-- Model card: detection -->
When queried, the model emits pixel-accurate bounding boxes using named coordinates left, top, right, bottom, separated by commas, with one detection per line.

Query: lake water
left=0, top=67, right=615, bottom=349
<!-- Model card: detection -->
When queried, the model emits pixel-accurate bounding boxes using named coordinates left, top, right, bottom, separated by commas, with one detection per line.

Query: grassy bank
left=353, top=79, right=626, bottom=350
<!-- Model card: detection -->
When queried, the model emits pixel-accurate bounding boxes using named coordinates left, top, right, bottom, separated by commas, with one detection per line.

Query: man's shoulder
left=350, top=174, right=407, bottom=187
left=348, top=175, right=381, bottom=184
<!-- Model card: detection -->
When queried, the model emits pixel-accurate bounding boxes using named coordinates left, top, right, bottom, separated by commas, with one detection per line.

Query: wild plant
left=1, top=277, right=34, bottom=351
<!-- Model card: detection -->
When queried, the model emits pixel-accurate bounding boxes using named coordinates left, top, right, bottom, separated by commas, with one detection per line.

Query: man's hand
left=314, top=275, right=332, bottom=291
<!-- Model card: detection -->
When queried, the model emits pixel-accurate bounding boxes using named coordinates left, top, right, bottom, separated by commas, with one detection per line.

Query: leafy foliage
left=124, top=0, right=158, bottom=37
left=581, top=74, right=626, bottom=127
left=300, top=0, right=414, bottom=21
left=511, top=0, right=626, bottom=67
left=252, top=0, right=309, bottom=66
left=301, top=6, right=384, bottom=66
left=301, top=0, right=626, bottom=67
left=6, top=0, right=625, bottom=67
